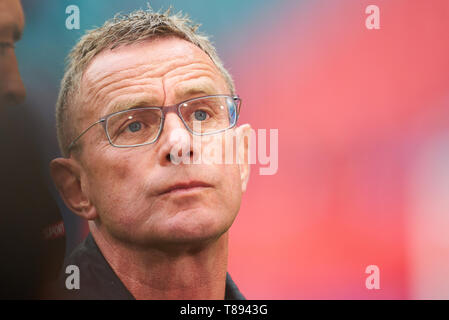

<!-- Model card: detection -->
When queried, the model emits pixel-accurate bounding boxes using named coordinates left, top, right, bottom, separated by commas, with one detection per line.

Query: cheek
left=199, top=132, right=243, bottom=208
left=83, top=149, right=158, bottom=240
left=85, top=144, right=155, bottom=184
left=83, top=149, right=148, bottom=213
left=220, top=134, right=244, bottom=194
left=214, top=163, right=243, bottom=212
left=0, top=54, right=18, bottom=91
left=88, top=152, right=131, bottom=187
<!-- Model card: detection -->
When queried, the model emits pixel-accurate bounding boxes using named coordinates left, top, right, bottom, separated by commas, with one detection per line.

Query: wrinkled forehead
left=85, top=37, right=217, bottom=79
left=75, top=37, right=228, bottom=130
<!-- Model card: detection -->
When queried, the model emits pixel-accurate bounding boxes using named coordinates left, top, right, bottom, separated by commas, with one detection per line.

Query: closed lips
left=160, top=181, right=212, bottom=194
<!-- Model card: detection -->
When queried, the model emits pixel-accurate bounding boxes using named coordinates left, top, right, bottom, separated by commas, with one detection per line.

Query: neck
left=89, top=222, right=229, bottom=300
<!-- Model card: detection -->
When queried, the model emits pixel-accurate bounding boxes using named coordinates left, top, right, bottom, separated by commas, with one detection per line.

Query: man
left=50, top=8, right=251, bottom=299
left=0, top=0, right=66, bottom=299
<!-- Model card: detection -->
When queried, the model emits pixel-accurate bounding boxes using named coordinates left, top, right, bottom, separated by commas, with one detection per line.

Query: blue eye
left=128, top=122, right=142, bottom=132
left=194, top=110, right=208, bottom=121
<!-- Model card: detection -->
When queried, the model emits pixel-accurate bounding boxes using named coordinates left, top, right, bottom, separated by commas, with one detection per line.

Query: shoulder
left=46, top=234, right=133, bottom=300
left=225, top=273, right=246, bottom=300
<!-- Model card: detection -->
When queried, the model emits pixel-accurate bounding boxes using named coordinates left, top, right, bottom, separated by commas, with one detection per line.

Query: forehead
left=0, top=0, right=25, bottom=39
left=81, top=37, right=226, bottom=106
left=85, top=36, right=217, bottom=77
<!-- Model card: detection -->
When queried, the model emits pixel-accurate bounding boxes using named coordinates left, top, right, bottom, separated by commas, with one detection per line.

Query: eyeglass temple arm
left=67, top=119, right=105, bottom=153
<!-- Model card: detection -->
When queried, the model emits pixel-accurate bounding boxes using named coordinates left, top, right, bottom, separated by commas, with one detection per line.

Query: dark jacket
left=51, top=233, right=245, bottom=300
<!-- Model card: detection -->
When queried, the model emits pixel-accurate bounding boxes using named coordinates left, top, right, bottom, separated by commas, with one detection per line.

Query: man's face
left=0, top=0, right=25, bottom=107
left=74, top=37, right=248, bottom=248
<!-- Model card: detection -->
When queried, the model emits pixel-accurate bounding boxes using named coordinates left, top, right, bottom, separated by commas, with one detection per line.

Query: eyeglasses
left=67, top=94, right=241, bottom=154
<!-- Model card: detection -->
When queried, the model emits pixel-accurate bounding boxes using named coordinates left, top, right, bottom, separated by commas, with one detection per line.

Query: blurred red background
left=19, top=0, right=449, bottom=299
left=228, top=0, right=449, bottom=299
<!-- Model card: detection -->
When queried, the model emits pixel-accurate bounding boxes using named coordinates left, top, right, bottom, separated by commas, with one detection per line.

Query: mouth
left=160, top=181, right=212, bottom=195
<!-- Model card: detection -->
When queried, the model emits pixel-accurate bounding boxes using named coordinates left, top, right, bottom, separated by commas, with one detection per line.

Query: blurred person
left=0, top=0, right=25, bottom=106
left=0, top=0, right=65, bottom=299
left=50, top=8, right=251, bottom=299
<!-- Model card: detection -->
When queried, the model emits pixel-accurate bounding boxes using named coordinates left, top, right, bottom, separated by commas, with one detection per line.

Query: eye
left=194, top=109, right=209, bottom=121
left=127, top=121, right=142, bottom=132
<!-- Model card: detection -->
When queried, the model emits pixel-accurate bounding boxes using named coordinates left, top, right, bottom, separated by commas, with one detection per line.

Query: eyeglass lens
left=105, top=96, right=237, bottom=147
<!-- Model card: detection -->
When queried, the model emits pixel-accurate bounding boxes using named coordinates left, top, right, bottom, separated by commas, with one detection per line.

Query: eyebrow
left=174, top=84, right=219, bottom=102
left=106, top=97, right=162, bottom=115
left=106, top=85, right=220, bottom=115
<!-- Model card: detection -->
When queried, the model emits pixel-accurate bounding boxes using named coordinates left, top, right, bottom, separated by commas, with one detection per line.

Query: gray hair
left=56, top=7, right=235, bottom=157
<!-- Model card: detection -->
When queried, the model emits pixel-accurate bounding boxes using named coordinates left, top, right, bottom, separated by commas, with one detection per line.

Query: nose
left=0, top=53, right=26, bottom=107
left=158, top=112, right=195, bottom=165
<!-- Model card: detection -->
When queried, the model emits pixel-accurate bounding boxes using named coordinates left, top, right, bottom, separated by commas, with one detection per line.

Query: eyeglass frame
left=67, top=94, right=242, bottom=154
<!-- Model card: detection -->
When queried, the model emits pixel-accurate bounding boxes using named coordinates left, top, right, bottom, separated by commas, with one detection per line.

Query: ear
left=50, top=157, right=97, bottom=220
left=235, top=123, right=252, bottom=193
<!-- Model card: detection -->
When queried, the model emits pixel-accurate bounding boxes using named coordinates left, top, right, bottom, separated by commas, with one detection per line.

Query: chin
left=151, top=207, right=234, bottom=246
